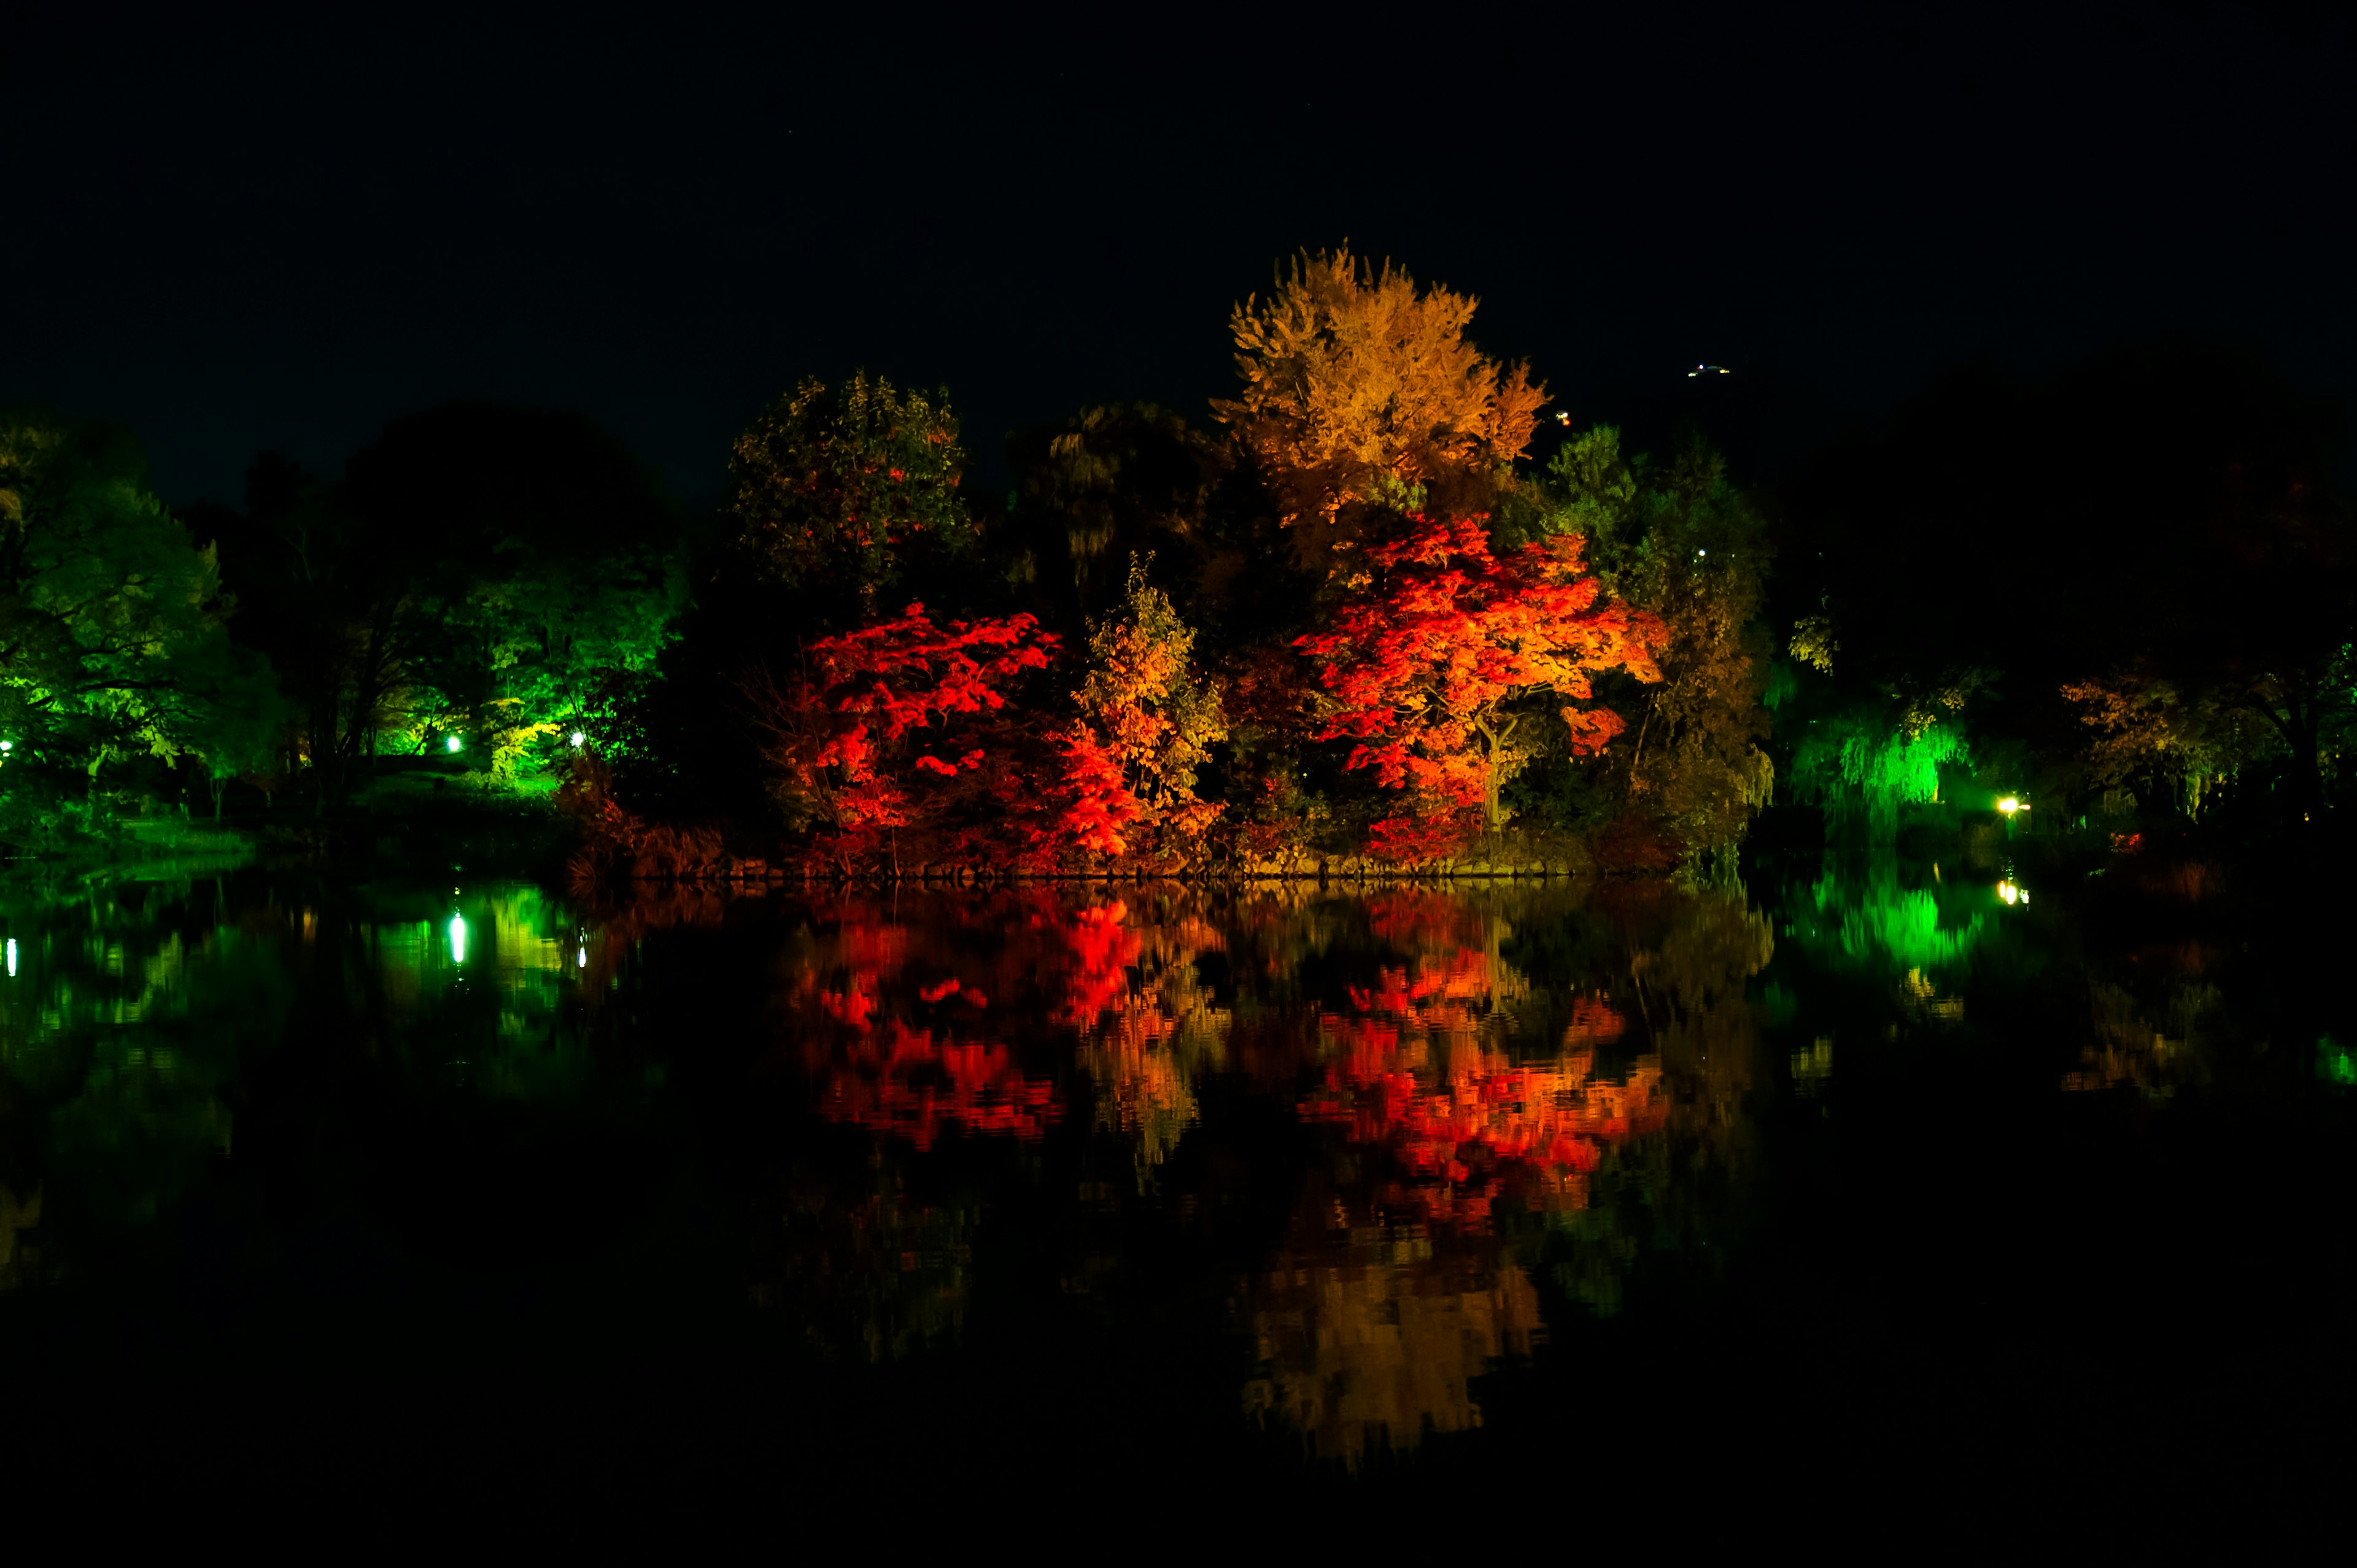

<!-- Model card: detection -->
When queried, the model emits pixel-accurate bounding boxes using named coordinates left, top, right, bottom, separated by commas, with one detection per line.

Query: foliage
left=1002, top=404, right=1232, bottom=625
left=727, top=373, right=977, bottom=619
left=1213, top=247, right=1546, bottom=569
left=2061, top=666, right=2285, bottom=818
left=205, top=406, right=683, bottom=810
left=1067, top=557, right=1229, bottom=867
left=0, top=410, right=279, bottom=843
left=745, top=603, right=1059, bottom=874
left=1531, top=431, right=1776, bottom=859
left=346, top=403, right=686, bottom=759
left=1786, top=709, right=1970, bottom=838
left=1295, top=516, right=1661, bottom=861
left=1779, top=346, right=2355, bottom=826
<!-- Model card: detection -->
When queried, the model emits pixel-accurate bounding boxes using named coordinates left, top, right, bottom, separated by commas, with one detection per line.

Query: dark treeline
left=1, top=251, right=2348, bottom=877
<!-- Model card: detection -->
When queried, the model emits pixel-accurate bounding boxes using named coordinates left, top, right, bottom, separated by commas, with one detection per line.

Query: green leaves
left=727, top=373, right=977, bottom=616
left=0, top=411, right=277, bottom=837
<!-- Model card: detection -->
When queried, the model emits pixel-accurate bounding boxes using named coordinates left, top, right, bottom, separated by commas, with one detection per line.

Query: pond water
left=2, top=848, right=2350, bottom=1524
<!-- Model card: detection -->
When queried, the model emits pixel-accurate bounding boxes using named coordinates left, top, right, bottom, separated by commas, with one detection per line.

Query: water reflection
left=0, top=873, right=592, bottom=1285
left=13, top=854, right=2326, bottom=1490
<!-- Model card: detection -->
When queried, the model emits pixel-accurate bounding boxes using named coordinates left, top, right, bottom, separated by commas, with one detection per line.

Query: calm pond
left=3, top=845, right=2351, bottom=1521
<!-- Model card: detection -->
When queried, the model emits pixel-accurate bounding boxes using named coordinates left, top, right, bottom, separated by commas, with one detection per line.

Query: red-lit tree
left=747, top=603, right=1058, bottom=874
left=1295, top=517, right=1663, bottom=860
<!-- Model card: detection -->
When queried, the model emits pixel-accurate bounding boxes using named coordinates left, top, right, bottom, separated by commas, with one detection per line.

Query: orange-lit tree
left=1060, top=557, right=1229, bottom=868
left=1295, top=517, right=1662, bottom=861
left=1213, top=247, right=1546, bottom=566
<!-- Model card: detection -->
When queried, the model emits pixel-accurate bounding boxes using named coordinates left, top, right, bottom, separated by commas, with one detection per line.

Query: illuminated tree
left=1295, top=516, right=1661, bottom=860
left=746, top=603, right=1058, bottom=875
left=1498, top=429, right=1777, bottom=860
left=727, top=373, right=977, bottom=619
left=0, top=410, right=279, bottom=838
left=2060, top=666, right=2283, bottom=819
left=1065, top=557, right=1228, bottom=867
left=1213, top=247, right=1546, bottom=566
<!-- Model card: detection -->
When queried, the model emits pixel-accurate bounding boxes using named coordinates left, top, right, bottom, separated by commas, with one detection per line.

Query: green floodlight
left=446, top=735, right=463, bottom=754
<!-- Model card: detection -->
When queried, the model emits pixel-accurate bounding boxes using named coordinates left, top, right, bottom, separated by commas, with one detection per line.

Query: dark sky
left=6, top=2, right=2352, bottom=509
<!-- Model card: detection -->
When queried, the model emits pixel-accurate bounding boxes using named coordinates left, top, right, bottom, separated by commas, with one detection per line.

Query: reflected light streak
left=449, top=914, right=468, bottom=965
left=5, top=937, right=14, bottom=978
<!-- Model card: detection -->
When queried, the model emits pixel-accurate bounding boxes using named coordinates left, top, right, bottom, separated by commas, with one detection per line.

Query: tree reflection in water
left=7, top=857, right=2336, bottom=1502
left=0, top=873, right=591, bottom=1287
left=1242, top=882, right=1768, bottom=1464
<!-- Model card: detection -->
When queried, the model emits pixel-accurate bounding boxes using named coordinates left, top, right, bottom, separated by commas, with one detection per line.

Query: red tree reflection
left=786, top=894, right=1063, bottom=1149
left=1301, top=939, right=1660, bottom=1227
left=816, top=1021, right=1058, bottom=1149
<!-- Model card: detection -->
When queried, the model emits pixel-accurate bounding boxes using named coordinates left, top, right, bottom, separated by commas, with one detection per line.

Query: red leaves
left=1295, top=516, right=1662, bottom=856
left=1300, top=958, right=1655, bottom=1227
left=1037, top=721, right=1148, bottom=860
left=748, top=604, right=1059, bottom=873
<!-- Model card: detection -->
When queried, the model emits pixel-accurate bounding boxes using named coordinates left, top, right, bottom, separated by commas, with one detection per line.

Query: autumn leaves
left=735, top=247, right=1668, bottom=878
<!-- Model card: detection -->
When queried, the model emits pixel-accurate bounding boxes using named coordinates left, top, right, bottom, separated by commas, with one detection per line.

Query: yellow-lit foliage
left=1073, top=558, right=1229, bottom=866
left=1213, top=247, right=1546, bottom=558
left=2061, top=668, right=2276, bottom=817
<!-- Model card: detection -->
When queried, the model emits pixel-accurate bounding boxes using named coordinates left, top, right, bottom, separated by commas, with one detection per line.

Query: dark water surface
left=4, top=849, right=2351, bottom=1529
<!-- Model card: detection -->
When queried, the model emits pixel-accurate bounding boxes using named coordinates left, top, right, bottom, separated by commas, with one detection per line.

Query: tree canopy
left=1213, top=247, right=1546, bottom=568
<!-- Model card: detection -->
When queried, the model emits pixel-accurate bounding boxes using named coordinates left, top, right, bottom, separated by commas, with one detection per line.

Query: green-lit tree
left=0, top=409, right=279, bottom=843
left=208, top=405, right=686, bottom=806
left=341, top=403, right=687, bottom=764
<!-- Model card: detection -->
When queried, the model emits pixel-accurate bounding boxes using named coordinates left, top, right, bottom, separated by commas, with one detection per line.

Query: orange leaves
left=1212, top=247, right=1546, bottom=538
left=1301, top=957, right=1654, bottom=1228
left=1065, top=558, right=1229, bottom=869
left=1295, top=515, right=1663, bottom=853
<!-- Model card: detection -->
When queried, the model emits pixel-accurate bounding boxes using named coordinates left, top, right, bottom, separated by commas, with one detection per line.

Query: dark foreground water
left=3, top=843, right=2351, bottom=1534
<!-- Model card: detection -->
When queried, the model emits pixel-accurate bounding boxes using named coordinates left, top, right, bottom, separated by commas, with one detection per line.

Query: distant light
left=1998, top=881, right=2019, bottom=906
left=1997, top=797, right=2019, bottom=814
left=446, top=735, right=463, bottom=753
left=449, top=914, right=467, bottom=965
left=5, top=938, right=14, bottom=978
left=570, top=731, right=586, bottom=747
left=577, top=946, right=587, bottom=969
left=1, top=740, right=13, bottom=751
left=1697, top=548, right=1707, bottom=557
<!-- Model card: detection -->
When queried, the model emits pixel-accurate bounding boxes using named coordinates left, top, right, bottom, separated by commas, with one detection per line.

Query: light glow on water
left=449, top=914, right=468, bottom=965
left=5, top=937, right=14, bottom=978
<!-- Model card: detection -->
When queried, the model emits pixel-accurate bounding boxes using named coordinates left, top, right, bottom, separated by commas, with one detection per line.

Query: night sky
left=6, top=3, right=2352, bottom=508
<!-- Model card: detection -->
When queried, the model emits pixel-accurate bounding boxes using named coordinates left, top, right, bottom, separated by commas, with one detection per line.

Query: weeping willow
left=1787, top=714, right=1970, bottom=839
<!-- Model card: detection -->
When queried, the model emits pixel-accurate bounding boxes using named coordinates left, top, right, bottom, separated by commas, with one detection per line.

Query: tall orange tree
left=1213, top=247, right=1546, bottom=568
left=1296, top=517, right=1662, bottom=860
